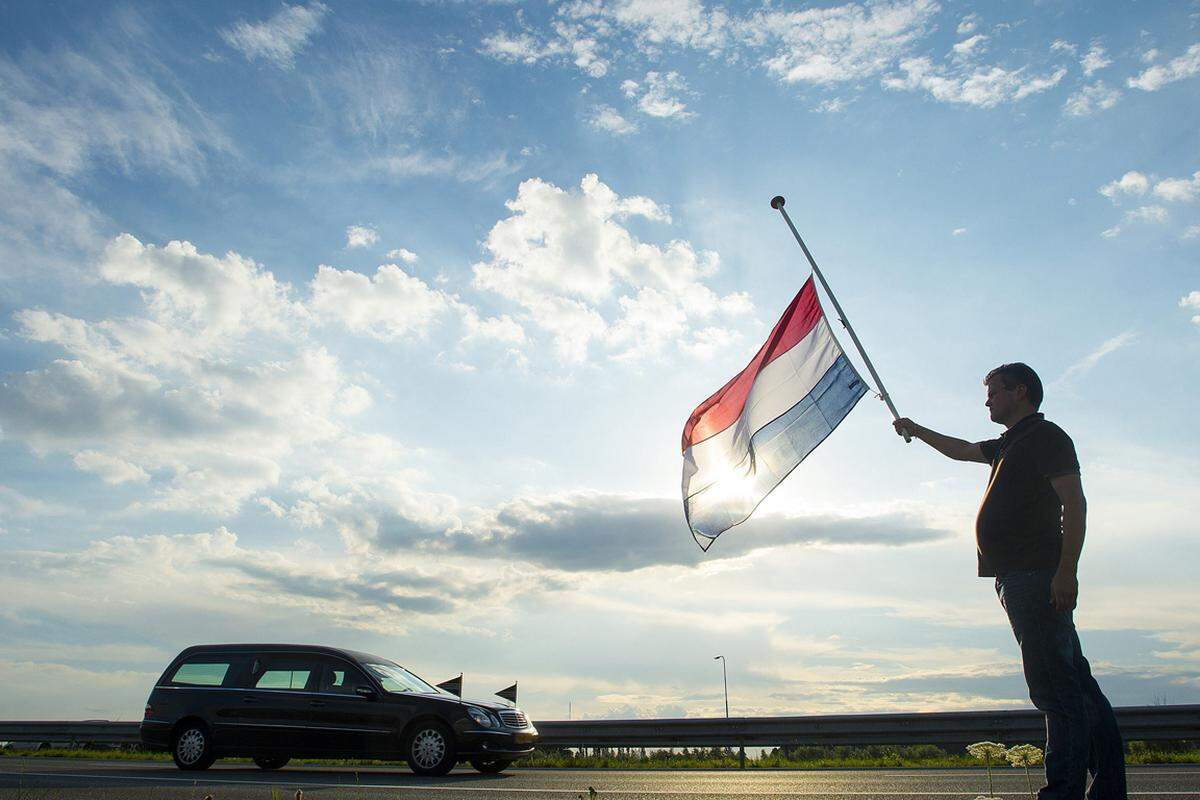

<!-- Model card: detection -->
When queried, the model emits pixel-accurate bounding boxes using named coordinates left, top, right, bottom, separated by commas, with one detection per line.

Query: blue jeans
left=995, top=569, right=1127, bottom=800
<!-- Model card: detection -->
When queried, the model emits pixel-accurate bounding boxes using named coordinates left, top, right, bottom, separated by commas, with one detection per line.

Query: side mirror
left=355, top=686, right=377, bottom=700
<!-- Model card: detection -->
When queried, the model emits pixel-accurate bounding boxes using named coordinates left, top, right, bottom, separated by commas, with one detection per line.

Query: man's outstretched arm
left=893, top=418, right=989, bottom=463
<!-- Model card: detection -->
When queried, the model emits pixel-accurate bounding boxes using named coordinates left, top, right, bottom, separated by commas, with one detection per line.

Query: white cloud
left=2, top=526, right=509, bottom=641
left=1050, top=39, right=1077, bottom=55
left=1128, top=43, right=1200, bottom=91
left=72, top=451, right=150, bottom=485
left=506, top=0, right=937, bottom=90
left=1125, top=205, right=1169, bottom=224
left=345, top=224, right=379, bottom=249
left=745, top=0, right=939, bottom=85
left=951, top=35, right=988, bottom=60
left=1055, top=330, right=1138, bottom=388
left=353, top=150, right=518, bottom=185
left=883, top=58, right=1066, bottom=108
left=1013, top=68, right=1069, bottom=100
left=1153, top=171, right=1200, bottom=203
left=957, top=14, right=980, bottom=36
left=459, top=308, right=526, bottom=347
left=0, top=485, right=71, bottom=520
left=479, top=30, right=568, bottom=65
left=1141, top=48, right=1159, bottom=64
left=1184, top=225, right=1200, bottom=240
left=219, top=2, right=329, bottom=70
left=471, top=174, right=750, bottom=363
left=99, top=234, right=302, bottom=342
left=589, top=104, right=639, bottom=135
left=1063, top=81, right=1121, bottom=117
left=1081, top=43, right=1111, bottom=76
left=1101, top=205, right=1169, bottom=238
left=625, top=71, right=695, bottom=119
left=385, top=247, right=419, bottom=263
left=562, top=0, right=731, bottom=53
left=952, top=227, right=967, bottom=236
left=0, top=235, right=380, bottom=516
left=1099, top=171, right=1150, bottom=202
left=310, top=263, right=451, bottom=340
left=1181, top=291, right=1200, bottom=326
left=814, top=97, right=850, bottom=113
left=551, top=20, right=610, bottom=78
left=0, top=33, right=229, bottom=184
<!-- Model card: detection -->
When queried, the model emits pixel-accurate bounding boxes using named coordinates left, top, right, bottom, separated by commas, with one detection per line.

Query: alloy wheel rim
left=412, top=729, right=446, bottom=769
left=177, top=729, right=205, bottom=764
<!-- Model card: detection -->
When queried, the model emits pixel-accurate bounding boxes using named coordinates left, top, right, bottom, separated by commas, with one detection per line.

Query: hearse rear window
left=170, top=661, right=232, bottom=686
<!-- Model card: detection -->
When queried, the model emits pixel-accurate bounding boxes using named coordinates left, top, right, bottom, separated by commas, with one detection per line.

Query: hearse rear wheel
left=470, top=757, right=513, bottom=774
left=253, top=755, right=290, bottom=770
left=405, top=721, right=456, bottom=776
left=172, top=723, right=215, bottom=771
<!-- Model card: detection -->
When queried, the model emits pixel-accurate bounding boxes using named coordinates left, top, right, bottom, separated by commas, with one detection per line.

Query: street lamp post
left=715, top=655, right=745, bottom=768
left=713, top=655, right=728, bottom=718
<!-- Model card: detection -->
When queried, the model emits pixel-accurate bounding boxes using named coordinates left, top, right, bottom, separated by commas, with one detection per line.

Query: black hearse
left=140, top=644, right=536, bottom=776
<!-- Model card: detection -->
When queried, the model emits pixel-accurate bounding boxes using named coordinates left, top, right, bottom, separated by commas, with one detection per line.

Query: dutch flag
left=682, top=275, right=868, bottom=550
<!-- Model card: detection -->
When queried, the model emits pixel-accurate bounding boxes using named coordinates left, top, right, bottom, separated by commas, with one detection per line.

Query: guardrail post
left=738, top=742, right=746, bottom=769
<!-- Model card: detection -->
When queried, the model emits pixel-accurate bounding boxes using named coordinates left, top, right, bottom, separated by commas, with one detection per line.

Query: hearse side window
left=318, top=659, right=370, bottom=695
left=170, top=660, right=234, bottom=687
left=254, top=657, right=320, bottom=690
left=365, top=662, right=439, bottom=694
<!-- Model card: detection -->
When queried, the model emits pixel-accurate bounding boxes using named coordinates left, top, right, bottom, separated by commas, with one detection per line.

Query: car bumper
left=139, top=720, right=172, bottom=751
left=455, top=725, right=538, bottom=758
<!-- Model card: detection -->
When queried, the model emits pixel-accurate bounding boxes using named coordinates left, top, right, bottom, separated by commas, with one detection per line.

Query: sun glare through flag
left=681, top=275, right=868, bottom=550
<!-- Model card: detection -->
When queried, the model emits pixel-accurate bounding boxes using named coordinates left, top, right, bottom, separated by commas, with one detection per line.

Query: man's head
left=984, top=362, right=1043, bottom=427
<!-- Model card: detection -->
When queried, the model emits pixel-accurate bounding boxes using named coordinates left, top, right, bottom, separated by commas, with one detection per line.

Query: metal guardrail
left=1, top=705, right=1196, bottom=750
left=535, top=705, right=1200, bottom=747
left=0, top=721, right=141, bottom=747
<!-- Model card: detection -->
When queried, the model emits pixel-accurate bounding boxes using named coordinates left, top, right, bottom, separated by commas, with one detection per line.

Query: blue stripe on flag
left=688, top=354, right=867, bottom=543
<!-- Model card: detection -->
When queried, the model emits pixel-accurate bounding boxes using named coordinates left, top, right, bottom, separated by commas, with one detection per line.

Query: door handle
left=309, top=700, right=327, bottom=707
left=242, top=696, right=259, bottom=704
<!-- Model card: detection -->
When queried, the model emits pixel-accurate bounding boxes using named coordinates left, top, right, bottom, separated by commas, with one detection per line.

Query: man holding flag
left=681, top=195, right=1126, bottom=799
left=681, top=196, right=891, bottom=550
left=893, top=364, right=1126, bottom=800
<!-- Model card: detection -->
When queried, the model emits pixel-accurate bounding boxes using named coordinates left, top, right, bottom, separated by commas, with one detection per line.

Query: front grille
left=499, top=710, right=528, bottom=728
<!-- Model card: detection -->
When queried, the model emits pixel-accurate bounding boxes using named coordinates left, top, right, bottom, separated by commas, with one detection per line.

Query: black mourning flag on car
left=437, top=674, right=463, bottom=697
left=495, top=682, right=517, bottom=704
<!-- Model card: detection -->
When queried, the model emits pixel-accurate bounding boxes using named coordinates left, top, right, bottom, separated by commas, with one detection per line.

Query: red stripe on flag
left=681, top=277, right=824, bottom=452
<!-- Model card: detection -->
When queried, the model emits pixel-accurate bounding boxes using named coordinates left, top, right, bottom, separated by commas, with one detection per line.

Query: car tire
left=253, top=756, right=290, bottom=770
left=469, top=758, right=513, bottom=774
left=172, top=723, right=215, bottom=771
left=405, top=721, right=456, bottom=776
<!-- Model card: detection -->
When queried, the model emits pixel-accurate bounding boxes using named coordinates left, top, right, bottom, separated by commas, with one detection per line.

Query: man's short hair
left=985, top=362, right=1044, bottom=409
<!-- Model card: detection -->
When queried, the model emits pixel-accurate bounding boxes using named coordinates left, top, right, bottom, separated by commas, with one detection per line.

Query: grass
left=3, top=742, right=1196, bottom=769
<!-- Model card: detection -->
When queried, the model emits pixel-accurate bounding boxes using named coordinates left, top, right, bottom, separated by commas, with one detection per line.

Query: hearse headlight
left=467, top=706, right=496, bottom=728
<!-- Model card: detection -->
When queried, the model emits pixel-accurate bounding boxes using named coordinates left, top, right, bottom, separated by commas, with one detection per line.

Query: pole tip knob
left=770, top=195, right=786, bottom=209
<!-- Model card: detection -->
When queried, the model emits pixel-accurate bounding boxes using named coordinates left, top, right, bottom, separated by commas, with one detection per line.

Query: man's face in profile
left=985, top=376, right=1021, bottom=425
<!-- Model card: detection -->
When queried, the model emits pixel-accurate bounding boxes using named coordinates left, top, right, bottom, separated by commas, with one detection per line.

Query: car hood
left=462, top=697, right=518, bottom=713
left=403, top=691, right=515, bottom=712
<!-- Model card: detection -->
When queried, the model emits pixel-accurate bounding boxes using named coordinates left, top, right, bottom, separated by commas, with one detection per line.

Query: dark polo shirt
left=975, top=412, right=1080, bottom=577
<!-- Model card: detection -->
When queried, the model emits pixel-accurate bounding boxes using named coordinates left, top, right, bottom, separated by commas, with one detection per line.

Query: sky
left=0, top=0, right=1198, bottom=724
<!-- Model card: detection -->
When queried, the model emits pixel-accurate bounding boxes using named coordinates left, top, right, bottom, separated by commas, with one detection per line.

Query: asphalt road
left=1, top=758, right=1197, bottom=799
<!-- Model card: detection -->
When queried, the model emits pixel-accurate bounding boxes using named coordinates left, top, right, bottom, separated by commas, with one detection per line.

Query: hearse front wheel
left=405, top=721, right=456, bottom=776
left=172, top=723, right=215, bottom=771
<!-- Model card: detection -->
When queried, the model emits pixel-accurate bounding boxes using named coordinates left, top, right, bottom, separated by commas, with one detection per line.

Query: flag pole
left=770, top=195, right=910, bottom=443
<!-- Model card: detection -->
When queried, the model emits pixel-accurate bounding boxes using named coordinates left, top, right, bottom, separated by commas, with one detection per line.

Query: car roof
left=174, top=643, right=394, bottom=665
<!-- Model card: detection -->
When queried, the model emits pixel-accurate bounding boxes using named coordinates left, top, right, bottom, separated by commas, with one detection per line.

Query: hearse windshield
left=365, top=662, right=446, bottom=695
